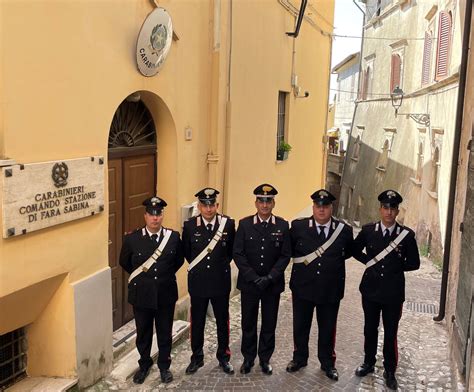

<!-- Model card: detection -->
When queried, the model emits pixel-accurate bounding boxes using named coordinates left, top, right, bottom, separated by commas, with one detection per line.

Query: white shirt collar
left=380, top=222, right=396, bottom=235
left=315, top=218, right=331, bottom=229
left=146, top=227, right=162, bottom=239
left=202, top=215, right=217, bottom=228
left=257, top=214, right=272, bottom=223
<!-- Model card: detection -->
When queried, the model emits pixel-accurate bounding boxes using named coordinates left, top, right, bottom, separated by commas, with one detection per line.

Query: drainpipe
left=286, top=0, right=308, bottom=38
left=222, top=0, right=233, bottom=214
left=433, top=0, right=472, bottom=322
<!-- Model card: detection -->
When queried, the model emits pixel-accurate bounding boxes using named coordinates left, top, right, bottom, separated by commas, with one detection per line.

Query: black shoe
left=219, top=361, right=234, bottom=374
left=355, top=363, right=375, bottom=377
left=383, top=371, right=398, bottom=390
left=240, top=360, right=254, bottom=374
left=286, top=360, right=307, bottom=373
left=322, top=366, right=339, bottom=381
left=132, top=367, right=150, bottom=384
left=185, top=360, right=204, bottom=374
left=160, top=369, right=173, bottom=384
left=260, top=362, right=273, bottom=375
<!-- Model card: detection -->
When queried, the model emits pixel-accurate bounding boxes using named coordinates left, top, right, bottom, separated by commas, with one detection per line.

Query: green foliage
left=278, top=141, right=292, bottom=153
left=419, top=244, right=430, bottom=257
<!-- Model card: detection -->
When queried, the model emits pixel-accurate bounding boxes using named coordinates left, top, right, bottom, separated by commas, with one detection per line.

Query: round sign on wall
left=136, top=7, right=173, bottom=77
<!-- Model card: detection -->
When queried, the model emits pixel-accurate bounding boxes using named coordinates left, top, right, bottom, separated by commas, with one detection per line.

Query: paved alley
left=88, top=257, right=458, bottom=391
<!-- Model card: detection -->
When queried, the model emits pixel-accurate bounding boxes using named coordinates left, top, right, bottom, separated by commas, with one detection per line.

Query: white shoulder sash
left=365, top=229, right=409, bottom=268
left=128, top=229, right=173, bottom=283
left=188, top=217, right=228, bottom=272
left=293, top=222, right=345, bottom=266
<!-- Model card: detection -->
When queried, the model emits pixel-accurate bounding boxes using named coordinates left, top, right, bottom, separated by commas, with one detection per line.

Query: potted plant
left=276, top=141, right=292, bottom=160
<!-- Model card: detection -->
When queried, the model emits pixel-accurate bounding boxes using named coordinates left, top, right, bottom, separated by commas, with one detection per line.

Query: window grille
left=0, top=328, right=27, bottom=389
left=276, top=91, right=289, bottom=160
left=276, top=91, right=287, bottom=148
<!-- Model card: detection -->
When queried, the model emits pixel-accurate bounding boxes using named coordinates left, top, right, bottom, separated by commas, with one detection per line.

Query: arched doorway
left=108, top=94, right=157, bottom=330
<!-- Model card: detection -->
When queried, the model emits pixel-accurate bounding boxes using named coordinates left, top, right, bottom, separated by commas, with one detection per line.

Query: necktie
left=384, top=228, right=390, bottom=238
left=261, top=221, right=268, bottom=229
left=151, top=234, right=158, bottom=242
left=318, top=226, right=326, bottom=240
left=207, top=223, right=213, bottom=232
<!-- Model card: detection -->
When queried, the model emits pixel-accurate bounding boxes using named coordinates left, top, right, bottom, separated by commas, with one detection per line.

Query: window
left=377, top=128, right=396, bottom=171
left=430, top=147, right=440, bottom=193
left=389, top=40, right=407, bottom=92
left=435, top=11, right=452, bottom=81
left=0, top=329, right=27, bottom=389
left=360, top=66, right=370, bottom=100
left=429, top=128, right=444, bottom=196
left=351, top=126, right=364, bottom=161
left=421, top=30, right=433, bottom=85
left=416, top=142, right=424, bottom=181
left=377, top=139, right=390, bottom=171
left=360, top=55, right=375, bottom=100
left=276, top=91, right=289, bottom=160
left=390, top=54, right=401, bottom=93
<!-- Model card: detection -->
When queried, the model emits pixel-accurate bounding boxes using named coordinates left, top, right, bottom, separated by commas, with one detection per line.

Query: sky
left=329, top=0, right=365, bottom=102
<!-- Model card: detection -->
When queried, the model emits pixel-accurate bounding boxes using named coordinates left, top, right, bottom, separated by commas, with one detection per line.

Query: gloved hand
left=253, top=275, right=272, bottom=291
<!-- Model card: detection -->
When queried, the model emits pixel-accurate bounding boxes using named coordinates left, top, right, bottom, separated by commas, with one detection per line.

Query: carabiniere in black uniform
left=287, top=189, right=353, bottom=381
left=233, top=184, right=291, bottom=375
left=119, top=197, right=184, bottom=384
left=182, top=187, right=235, bottom=375
left=353, top=189, right=420, bottom=391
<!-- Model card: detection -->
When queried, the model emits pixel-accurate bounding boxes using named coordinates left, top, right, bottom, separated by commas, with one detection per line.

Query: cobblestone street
left=88, top=257, right=459, bottom=391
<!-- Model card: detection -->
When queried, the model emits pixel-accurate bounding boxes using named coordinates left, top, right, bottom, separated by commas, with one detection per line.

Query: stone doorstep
left=5, top=376, right=78, bottom=392
left=109, top=319, right=190, bottom=382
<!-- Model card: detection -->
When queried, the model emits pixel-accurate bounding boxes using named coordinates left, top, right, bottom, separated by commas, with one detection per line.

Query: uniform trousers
left=292, top=295, right=340, bottom=369
left=190, top=294, right=231, bottom=363
left=133, top=302, right=175, bottom=371
left=362, top=297, right=403, bottom=372
left=241, top=290, right=280, bottom=363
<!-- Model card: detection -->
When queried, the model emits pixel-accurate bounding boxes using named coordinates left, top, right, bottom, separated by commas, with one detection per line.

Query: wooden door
left=108, top=154, right=156, bottom=330
left=108, top=159, right=123, bottom=331
left=121, top=155, right=156, bottom=322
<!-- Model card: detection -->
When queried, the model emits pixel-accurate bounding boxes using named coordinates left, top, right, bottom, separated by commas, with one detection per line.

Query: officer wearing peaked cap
left=119, top=196, right=184, bottom=384
left=233, top=184, right=291, bottom=375
left=182, top=188, right=235, bottom=375
left=286, top=189, right=354, bottom=381
left=353, top=189, right=420, bottom=390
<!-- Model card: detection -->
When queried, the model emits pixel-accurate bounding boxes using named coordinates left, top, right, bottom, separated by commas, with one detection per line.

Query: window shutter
left=435, top=11, right=452, bottom=81
left=421, top=31, right=432, bottom=85
left=390, top=54, right=401, bottom=93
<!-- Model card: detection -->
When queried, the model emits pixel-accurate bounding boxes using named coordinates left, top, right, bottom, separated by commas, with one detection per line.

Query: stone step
left=109, top=319, right=189, bottom=382
left=5, top=377, right=78, bottom=392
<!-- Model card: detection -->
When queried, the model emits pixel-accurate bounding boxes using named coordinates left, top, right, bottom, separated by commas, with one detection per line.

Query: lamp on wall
left=390, top=86, right=404, bottom=115
left=390, top=86, right=430, bottom=126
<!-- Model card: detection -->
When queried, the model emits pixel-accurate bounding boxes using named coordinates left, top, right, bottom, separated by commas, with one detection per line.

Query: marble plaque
left=2, top=157, right=105, bottom=238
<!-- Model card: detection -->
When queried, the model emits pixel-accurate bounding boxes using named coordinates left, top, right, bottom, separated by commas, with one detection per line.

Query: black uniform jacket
left=183, top=214, right=235, bottom=298
left=119, top=226, right=184, bottom=309
left=289, top=217, right=353, bottom=303
left=233, top=214, right=291, bottom=295
left=353, top=221, right=420, bottom=304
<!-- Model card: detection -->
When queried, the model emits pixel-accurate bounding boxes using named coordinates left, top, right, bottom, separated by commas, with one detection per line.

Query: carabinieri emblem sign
left=136, top=7, right=173, bottom=77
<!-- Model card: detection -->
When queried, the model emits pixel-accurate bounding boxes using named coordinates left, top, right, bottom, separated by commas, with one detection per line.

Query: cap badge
left=262, top=185, right=273, bottom=195
left=204, top=189, right=214, bottom=198
left=151, top=197, right=161, bottom=205
left=320, top=190, right=329, bottom=197
left=387, top=190, right=396, bottom=198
